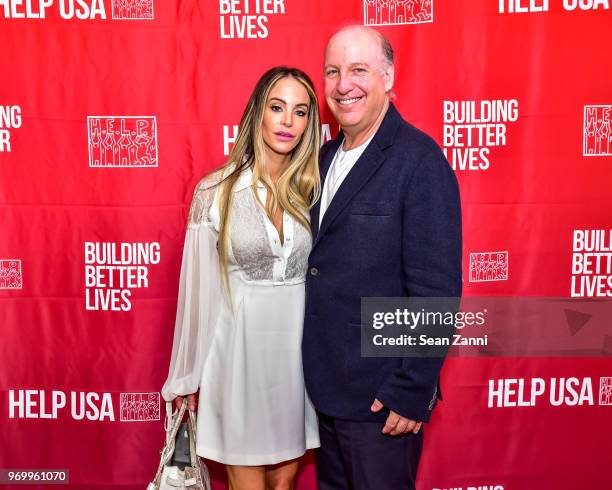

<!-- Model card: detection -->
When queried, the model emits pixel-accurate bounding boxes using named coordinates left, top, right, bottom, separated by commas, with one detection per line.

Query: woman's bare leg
left=226, top=465, right=266, bottom=490
left=265, top=458, right=300, bottom=490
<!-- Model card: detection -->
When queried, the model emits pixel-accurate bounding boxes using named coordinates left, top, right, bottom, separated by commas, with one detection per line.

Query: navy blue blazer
left=302, top=103, right=462, bottom=423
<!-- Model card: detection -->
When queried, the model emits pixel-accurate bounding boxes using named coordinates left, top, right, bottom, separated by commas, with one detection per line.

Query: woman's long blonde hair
left=210, top=66, right=321, bottom=290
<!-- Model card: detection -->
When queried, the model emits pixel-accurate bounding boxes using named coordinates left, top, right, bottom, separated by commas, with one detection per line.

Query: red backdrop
left=1, top=1, right=611, bottom=489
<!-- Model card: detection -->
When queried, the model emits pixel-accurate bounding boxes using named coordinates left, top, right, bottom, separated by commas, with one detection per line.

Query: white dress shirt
left=319, top=134, right=375, bottom=225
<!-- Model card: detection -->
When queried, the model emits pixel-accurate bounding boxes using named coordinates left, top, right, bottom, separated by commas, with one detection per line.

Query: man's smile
left=336, top=96, right=365, bottom=106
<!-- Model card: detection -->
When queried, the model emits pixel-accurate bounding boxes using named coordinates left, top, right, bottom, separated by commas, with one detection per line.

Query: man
left=302, top=25, right=462, bottom=489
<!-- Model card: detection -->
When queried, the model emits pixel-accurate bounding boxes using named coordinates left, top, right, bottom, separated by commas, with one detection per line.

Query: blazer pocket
left=350, top=201, right=392, bottom=216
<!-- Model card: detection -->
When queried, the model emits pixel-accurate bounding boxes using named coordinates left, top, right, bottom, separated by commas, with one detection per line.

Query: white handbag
left=147, top=401, right=211, bottom=490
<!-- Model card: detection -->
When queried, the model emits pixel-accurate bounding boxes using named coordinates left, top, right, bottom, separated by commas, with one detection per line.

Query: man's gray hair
left=379, top=32, right=394, bottom=66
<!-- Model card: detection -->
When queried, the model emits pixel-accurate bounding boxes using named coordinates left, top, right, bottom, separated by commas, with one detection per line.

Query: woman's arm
left=161, top=179, right=224, bottom=417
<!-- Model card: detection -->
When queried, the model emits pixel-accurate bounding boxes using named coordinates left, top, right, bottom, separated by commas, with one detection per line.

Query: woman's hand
left=175, top=393, right=197, bottom=411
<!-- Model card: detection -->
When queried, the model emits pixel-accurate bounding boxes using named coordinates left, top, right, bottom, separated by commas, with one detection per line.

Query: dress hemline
left=196, top=440, right=320, bottom=466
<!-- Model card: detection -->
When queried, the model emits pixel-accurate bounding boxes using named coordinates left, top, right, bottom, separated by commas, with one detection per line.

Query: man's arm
left=375, top=144, right=462, bottom=424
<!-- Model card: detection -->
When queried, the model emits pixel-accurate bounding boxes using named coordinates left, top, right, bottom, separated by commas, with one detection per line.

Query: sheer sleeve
left=161, top=175, right=224, bottom=404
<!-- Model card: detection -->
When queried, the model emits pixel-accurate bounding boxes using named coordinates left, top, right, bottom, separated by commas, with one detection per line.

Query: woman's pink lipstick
left=274, top=131, right=295, bottom=141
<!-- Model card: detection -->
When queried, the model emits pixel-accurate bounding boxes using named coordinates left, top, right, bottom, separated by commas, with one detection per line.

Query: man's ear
left=384, top=64, right=395, bottom=92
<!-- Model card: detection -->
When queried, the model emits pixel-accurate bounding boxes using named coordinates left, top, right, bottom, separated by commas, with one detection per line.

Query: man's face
left=324, top=29, right=393, bottom=134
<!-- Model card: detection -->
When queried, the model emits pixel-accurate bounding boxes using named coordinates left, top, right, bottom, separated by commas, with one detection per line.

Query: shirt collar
left=232, top=164, right=266, bottom=193
left=338, top=132, right=376, bottom=155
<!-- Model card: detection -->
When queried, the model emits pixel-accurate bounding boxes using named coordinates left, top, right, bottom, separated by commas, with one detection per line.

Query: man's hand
left=371, top=398, right=422, bottom=435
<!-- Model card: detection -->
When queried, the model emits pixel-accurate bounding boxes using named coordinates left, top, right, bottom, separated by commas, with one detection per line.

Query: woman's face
left=261, top=77, right=311, bottom=159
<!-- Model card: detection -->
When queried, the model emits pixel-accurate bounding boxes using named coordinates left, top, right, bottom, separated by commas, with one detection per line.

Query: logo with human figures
left=600, top=378, right=612, bottom=405
left=584, top=105, right=612, bottom=156
left=120, top=392, right=160, bottom=421
left=111, top=0, right=155, bottom=19
left=87, top=116, right=158, bottom=167
left=364, top=0, right=433, bottom=26
left=469, top=251, right=509, bottom=283
left=0, top=260, right=22, bottom=289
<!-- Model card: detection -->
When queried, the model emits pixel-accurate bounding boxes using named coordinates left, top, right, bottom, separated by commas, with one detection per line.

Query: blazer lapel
left=311, top=103, right=403, bottom=251
left=311, top=136, right=342, bottom=238
left=313, top=143, right=385, bottom=249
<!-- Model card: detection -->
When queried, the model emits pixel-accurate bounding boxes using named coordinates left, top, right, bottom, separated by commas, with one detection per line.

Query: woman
left=161, top=66, right=321, bottom=490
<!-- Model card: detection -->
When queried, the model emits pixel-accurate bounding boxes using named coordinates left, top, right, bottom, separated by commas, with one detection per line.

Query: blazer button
left=309, top=267, right=319, bottom=276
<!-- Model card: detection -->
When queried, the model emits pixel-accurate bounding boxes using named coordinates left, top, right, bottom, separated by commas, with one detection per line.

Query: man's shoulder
left=386, top=111, right=455, bottom=183
left=393, top=115, right=441, bottom=156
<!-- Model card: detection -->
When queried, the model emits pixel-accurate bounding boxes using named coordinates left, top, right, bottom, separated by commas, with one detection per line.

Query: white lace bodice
left=189, top=166, right=311, bottom=285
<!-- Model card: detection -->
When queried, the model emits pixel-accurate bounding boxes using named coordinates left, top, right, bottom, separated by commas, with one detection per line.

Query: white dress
left=161, top=166, right=320, bottom=466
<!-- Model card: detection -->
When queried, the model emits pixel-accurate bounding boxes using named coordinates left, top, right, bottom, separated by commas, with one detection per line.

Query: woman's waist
left=228, top=274, right=306, bottom=287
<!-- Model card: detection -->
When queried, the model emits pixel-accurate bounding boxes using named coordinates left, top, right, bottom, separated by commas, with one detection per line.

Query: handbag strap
left=150, top=400, right=187, bottom=487
left=187, top=408, right=201, bottom=470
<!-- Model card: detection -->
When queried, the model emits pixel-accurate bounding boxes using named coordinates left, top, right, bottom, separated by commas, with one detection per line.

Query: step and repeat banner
left=1, top=1, right=611, bottom=489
